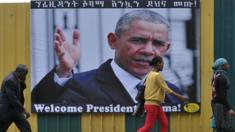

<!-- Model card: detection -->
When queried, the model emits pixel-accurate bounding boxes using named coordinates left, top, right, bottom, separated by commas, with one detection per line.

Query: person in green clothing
left=138, top=56, right=188, bottom=132
left=211, top=58, right=235, bottom=132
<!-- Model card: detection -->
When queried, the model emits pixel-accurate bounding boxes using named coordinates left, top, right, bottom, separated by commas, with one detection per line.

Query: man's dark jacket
left=32, top=59, right=181, bottom=105
left=0, top=72, right=26, bottom=119
left=212, top=70, right=231, bottom=110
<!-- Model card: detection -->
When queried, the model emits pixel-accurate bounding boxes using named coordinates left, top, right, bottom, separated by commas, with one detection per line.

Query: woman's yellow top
left=144, top=71, right=173, bottom=106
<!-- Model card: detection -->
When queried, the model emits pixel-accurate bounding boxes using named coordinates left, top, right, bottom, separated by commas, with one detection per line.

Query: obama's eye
left=152, top=40, right=166, bottom=47
left=129, top=37, right=147, bottom=44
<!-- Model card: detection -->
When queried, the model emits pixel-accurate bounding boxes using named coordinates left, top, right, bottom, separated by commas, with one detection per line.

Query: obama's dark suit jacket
left=32, top=59, right=181, bottom=106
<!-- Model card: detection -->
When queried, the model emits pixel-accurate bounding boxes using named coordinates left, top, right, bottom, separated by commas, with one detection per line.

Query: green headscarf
left=212, top=58, right=228, bottom=71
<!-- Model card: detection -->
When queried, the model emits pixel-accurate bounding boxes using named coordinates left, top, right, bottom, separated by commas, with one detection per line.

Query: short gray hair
left=115, top=10, right=170, bottom=37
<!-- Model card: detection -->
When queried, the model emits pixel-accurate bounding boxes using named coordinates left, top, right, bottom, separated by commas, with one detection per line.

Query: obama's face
left=108, top=20, right=170, bottom=79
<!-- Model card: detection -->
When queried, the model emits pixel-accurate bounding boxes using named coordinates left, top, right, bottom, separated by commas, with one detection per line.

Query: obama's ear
left=107, top=32, right=118, bottom=49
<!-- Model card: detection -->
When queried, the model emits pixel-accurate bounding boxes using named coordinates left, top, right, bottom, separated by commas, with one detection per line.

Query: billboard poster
left=31, top=0, right=200, bottom=113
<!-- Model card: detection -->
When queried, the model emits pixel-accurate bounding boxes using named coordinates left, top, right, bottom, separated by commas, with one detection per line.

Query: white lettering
left=86, top=104, right=93, bottom=112
left=33, top=104, right=135, bottom=113
left=44, top=106, right=50, bottom=112
left=55, top=106, right=60, bottom=112
left=162, top=104, right=182, bottom=112
left=34, top=104, right=45, bottom=112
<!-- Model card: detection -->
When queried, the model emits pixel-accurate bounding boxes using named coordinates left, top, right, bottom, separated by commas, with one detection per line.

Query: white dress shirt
left=111, top=60, right=142, bottom=103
